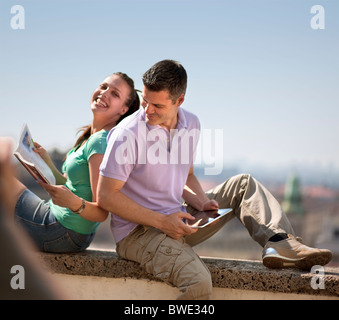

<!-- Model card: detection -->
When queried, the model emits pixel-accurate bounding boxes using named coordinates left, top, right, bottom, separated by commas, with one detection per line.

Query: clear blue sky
left=1, top=0, right=338, bottom=172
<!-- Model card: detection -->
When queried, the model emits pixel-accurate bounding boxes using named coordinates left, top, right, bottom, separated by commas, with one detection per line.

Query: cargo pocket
left=117, top=226, right=166, bottom=263
left=144, top=237, right=195, bottom=282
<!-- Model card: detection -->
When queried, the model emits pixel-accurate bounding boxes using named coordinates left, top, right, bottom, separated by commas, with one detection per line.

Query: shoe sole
left=263, top=251, right=332, bottom=271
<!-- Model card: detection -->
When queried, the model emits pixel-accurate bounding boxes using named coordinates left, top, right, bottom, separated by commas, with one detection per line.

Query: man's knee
left=177, top=276, right=212, bottom=300
left=173, top=244, right=213, bottom=300
left=230, top=173, right=252, bottom=187
left=145, top=236, right=213, bottom=299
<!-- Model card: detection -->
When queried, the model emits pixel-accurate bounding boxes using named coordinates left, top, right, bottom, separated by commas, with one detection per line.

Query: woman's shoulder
left=91, top=129, right=108, bottom=141
left=84, top=130, right=108, bottom=157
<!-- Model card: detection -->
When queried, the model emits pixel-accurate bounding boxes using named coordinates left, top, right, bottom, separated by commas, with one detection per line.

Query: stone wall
left=38, top=249, right=339, bottom=300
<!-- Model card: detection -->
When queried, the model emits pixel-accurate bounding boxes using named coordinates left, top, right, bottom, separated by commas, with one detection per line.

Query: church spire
left=282, top=173, right=305, bottom=216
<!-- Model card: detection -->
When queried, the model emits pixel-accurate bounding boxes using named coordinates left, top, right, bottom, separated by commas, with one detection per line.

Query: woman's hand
left=33, top=142, right=67, bottom=185
left=33, top=142, right=52, bottom=164
left=38, top=181, right=82, bottom=212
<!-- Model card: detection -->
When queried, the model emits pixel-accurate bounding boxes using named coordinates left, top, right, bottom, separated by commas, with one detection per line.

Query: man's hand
left=201, top=199, right=219, bottom=211
left=159, top=211, right=198, bottom=240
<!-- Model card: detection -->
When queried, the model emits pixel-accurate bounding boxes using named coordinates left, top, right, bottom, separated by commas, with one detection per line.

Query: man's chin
left=146, top=116, right=158, bottom=126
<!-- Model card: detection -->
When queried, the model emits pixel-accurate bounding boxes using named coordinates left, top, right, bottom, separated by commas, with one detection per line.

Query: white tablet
left=186, top=208, right=233, bottom=229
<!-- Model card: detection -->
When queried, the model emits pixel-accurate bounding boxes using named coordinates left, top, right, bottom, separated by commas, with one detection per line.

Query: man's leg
left=186, top=174, right=294, bottom=247
left=116, top=225, right=212, bottom=300
left=186, top=174, right=332, bottom=270
left=206, top=174, right=295, bottom=246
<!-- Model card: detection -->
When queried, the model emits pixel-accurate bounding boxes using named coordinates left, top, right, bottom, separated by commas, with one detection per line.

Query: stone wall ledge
left=38, top=249, right=339, bottom=299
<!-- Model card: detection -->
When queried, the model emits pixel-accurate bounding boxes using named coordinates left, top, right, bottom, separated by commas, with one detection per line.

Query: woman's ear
left=120, top=106, right=129, bottom=116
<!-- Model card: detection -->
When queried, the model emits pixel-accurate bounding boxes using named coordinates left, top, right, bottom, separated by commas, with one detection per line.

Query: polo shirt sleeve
left=99, top=127, right=136, bottom=182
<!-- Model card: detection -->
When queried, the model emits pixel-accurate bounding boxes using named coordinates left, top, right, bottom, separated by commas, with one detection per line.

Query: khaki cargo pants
left=116, top=174, right=295, bottom=300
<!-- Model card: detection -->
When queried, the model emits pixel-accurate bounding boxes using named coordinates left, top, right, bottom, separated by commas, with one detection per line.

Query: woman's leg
left=14, top=188, right=93, bottom=253
left=9, top=178, right=27, bottom=215
left=0, top=137, right=26, bottom=215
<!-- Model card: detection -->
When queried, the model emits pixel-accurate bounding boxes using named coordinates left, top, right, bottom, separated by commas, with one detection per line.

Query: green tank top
left=50, top=130, right=108, bottom=234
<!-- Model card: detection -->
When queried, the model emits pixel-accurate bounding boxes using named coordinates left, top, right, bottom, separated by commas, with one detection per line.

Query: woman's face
left=91, top=74, right=131, bottom=122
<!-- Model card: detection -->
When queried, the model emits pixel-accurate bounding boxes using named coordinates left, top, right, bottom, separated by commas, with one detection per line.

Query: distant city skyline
left=1, top=1, right=338, bottom=174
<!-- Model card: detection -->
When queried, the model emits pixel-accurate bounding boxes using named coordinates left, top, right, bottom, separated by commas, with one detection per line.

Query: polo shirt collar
left=177, top=107, right=188, bottom=130
left=142, top=107, right=188, bottom=131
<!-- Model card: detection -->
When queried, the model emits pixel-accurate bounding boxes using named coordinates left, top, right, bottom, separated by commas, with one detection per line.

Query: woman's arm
left=39, top=153, right=108, bottom=222
left=33, top=142, right=67, bottom=185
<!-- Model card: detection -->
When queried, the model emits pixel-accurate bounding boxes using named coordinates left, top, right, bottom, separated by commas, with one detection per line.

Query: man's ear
left=176, top=93, right=185, bottom=108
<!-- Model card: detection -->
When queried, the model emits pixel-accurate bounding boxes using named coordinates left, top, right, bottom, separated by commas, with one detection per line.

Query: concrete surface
left=38, top=249, right=339, bottom=299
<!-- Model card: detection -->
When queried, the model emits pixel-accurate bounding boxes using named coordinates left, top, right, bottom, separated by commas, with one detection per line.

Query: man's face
left=141, top=86, right=184, bottom=131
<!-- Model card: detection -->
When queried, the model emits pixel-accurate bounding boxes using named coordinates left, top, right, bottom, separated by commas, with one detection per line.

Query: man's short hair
left=142, top=59, right=187, bottom=103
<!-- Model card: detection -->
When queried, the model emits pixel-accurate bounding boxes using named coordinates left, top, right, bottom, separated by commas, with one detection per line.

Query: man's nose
left=144, top=103, right=154, bottom=114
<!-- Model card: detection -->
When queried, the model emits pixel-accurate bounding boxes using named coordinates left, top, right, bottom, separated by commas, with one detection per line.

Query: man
left=97, top=60, right=332, bottom=300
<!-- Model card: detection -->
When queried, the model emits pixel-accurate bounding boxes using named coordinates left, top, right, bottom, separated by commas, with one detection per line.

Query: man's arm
left=182, top=166, right=219, bottom=211
left=97, top=175, right=197, bottom=240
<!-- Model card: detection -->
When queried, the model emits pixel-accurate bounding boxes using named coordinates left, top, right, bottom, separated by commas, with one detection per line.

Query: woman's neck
left=91, top=119, right=117, bottom=134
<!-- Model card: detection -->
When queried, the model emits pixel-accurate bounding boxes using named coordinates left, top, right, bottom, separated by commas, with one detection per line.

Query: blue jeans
left=15, top=189, right=94, bottom=253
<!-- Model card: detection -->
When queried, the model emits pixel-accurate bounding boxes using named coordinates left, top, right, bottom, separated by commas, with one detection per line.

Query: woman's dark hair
left=73, top=72, right=140, bottom=149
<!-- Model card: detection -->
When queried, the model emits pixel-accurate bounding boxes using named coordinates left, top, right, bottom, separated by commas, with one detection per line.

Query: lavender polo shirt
left=99, top=107, right=201, bottom=243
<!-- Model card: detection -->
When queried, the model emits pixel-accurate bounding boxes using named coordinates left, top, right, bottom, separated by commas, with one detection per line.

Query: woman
left=11, top=72, right=140, bottom=253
